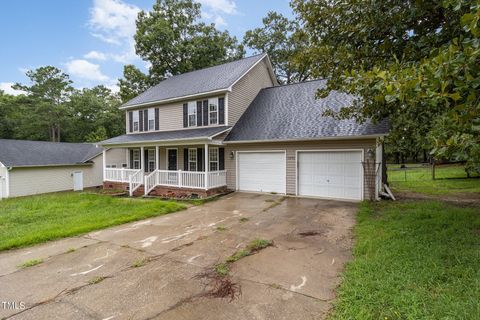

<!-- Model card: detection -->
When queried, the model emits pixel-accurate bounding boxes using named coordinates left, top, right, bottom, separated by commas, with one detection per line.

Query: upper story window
left=133, top=111, right=139, bottom=132
left=188, top=102, right=197, bottom=127
left=128, top=107, right=159, bottom=133
left=209, top=98, right=218, bottom=125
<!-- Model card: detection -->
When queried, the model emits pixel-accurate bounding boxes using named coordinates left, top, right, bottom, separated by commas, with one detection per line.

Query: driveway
left=0, top=193, right=357, bottom=320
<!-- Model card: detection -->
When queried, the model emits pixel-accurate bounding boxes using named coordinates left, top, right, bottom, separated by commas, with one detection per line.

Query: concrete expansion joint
left=238, top=277, right=333, bottom=303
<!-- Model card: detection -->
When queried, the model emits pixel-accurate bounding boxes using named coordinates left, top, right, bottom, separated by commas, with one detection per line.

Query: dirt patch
left=298, top=231, right=321, bottom=237
left=394, top=190, right=480, bottom=207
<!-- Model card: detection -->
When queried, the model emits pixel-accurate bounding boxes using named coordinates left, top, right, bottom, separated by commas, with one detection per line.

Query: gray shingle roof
left=99, top=126, right=231, bottom=146
left=225, top=80, right=389, bottom=142
left=0, top=139, right=102, bottom=167
left=122, top=54, right=267, bottom=108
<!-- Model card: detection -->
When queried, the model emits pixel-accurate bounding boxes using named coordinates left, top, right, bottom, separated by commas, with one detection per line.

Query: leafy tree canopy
left=243, top=11, right=312, bottom=84
left=120, top=0, right=244, bottom=101
left=293, top=0, right=480, bottom=172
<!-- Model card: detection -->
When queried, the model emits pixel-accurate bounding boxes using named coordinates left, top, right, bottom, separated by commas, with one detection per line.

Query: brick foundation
left=103, top=181, right=227, bottom=199
left=148, top=185, right=228, bottom=199
left=103, top=181, right=129, bottom=191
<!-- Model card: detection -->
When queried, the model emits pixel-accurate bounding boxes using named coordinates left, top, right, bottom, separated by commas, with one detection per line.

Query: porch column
left=102, top=149, right=106, bottom=181
left=155, top=146, right=159, bottom=170
left=126, top=148, right=130, bottom=169
left=204, top=143, right=209, bottom=189
left=140, top=146, right=145, bottom=173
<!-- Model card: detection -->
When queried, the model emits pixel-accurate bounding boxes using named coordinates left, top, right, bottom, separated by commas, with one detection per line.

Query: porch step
left=132, top=185, right=145, bottom=197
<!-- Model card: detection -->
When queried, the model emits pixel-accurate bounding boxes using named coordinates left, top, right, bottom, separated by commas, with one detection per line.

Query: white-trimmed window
left=106, top=164, right=117, bottom=168
left=188, top=148, right=197, bottom=171
left=148, top=108, right=155, bottom=131
left=132, top=149, right=140, bottom=169
left=209, top=147, right=218, bottom=171
left=209, top=98, right=218, bottom=125
left=188, top=102, right=197, bottom=127
left=122, top=163, right=127, bottom=168
left=133, top=110, right=139, bottom=132
left=147, top=149, right=156, bottom=172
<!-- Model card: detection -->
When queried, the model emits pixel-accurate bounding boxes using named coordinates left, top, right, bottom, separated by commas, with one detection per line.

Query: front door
left=167, top=149, right=177, bottom=170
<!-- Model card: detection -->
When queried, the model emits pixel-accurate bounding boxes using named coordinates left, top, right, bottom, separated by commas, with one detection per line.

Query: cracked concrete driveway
left=0, top=192, right=357, bottom=320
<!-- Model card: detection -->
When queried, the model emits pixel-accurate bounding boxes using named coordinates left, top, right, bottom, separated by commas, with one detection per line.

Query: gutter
left=119, top=88, right=231, bottom=110
left=223, top=134, right=388, bottom=144
left=7, top=163, right=94, bottom=169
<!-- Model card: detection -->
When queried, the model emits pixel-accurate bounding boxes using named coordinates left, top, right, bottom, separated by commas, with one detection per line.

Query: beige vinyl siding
left=228, top=58, right=275, bottom=126
left=0, top=165, right=7, bottom=199
left=105, top=148, right=127, bottom=168
left=5, top=149, right=126, bottom=198
left=125, top=94, right=227, bottom=133
left=225, top=139, right=377, bottom=200
left=9, top=164, right=101, bottom=198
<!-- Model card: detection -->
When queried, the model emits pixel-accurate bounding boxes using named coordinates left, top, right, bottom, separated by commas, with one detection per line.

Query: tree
left=292, top=0, right=479, bottom=172
left=119, top=0, right=244, bottom=102
left=65, top=85, right=124, bottom=142
left=243, top=11, right=311, bottom=84
left=13, top=66, right=73, bottom=142
left=0, top=91, right=16, bottom=139
left=118, top=65, right=152, bottom=102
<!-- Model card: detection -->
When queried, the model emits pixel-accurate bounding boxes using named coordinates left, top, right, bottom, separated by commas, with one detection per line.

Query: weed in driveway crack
left=263, top=197, right=286, bottom=212
left=195, top=238, right=273, bottom=301
left=17, top=259, right=43, bottom=268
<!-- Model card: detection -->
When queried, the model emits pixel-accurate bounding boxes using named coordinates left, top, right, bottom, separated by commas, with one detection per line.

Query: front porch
left=102, top=144, right=227, bottom=198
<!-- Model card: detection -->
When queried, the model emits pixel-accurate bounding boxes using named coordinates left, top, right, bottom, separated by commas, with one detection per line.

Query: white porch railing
left=105, top=168, right=227, bottom=196
left=129, top=170, right=143, bottom=196
left=105, top=168, right=139, bottom=183
left=207, top=170, right=227, bottom=189
left=143, top=170, right=227, bottom=195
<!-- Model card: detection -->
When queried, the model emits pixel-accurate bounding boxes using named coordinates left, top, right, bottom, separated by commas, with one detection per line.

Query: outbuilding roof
left=98, top=126, right=231, bottom=146
left=122, top=53, right=271, bottom=108
left=225, top=80, right=389, bottom=142
left=0, top=139, right=102, bottom=167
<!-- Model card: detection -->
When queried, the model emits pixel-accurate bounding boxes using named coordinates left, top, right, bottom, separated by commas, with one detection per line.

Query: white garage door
left=298, top=151, right=363, bottom=200
left=238, top=152, right=286, bottom=194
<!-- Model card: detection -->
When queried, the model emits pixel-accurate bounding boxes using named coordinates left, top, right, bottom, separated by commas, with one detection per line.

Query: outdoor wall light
left=366, top=148, right=374, bottom=160
left=229, top=151, right=235, bottom=160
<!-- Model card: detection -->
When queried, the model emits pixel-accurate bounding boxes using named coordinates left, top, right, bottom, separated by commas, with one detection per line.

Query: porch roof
left=98, top=126, right=231, bottom=146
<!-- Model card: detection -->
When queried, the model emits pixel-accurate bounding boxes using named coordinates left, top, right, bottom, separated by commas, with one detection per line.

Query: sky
left=0, top=0, right=294, bottom=95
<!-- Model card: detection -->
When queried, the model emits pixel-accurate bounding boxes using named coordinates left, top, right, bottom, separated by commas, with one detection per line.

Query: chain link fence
left=387, top=163, right=473, bottom=182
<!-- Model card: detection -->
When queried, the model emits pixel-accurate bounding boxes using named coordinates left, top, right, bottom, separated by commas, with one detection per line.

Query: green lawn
left=0, top=192, right=186, bottom=251
left=388, top=164, right=480, bottom=195
left=329, top=200, right=480, bottom=320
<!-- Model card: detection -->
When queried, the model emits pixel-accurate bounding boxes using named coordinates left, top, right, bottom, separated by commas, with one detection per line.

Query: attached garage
left=237, top=151, right=286, bottom=194
left=297, top=150, right=363, bottom=201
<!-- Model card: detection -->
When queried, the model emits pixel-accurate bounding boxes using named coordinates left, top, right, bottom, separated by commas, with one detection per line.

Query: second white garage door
left=238, top=152, right=286, bottom=194
left=298, top=151, right=363, bottom=200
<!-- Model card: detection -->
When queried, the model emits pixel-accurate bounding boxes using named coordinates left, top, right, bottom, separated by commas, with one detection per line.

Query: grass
left=329, top=200, right=480, bottom=320
left=132, top=257, right=148, bottom=268
left=239, top=217, right=249, bottom=223
left=88, top=276, right=106, bottom=285
left=17, top=259, right=43, bottom=268
left=212, top=239, right=273, bottom=277
left=216, top=226, right=227, bottom=231
left=0, top=192, right=186, bottom=251
left=388, top=164, right=480, bottom=195
left=214, top=262, right=230, bottom=277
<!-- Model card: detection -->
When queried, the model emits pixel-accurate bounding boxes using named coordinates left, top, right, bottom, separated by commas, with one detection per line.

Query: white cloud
left=198, top=0, right=238, bottom=28
left=0, top=82, right=25, bottom=96
left=65, top=59, right=109, bottom=81
left=84, top=50, right=108, bottom=61
left=214, top=16, right=227, bottom=27
left=88, top=0, right=140, bottom=45
left=198, top=0, right=237, bottom=14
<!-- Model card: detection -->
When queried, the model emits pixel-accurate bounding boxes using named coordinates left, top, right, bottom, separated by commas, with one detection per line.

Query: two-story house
left=99, top=53, right=388, bottom=201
